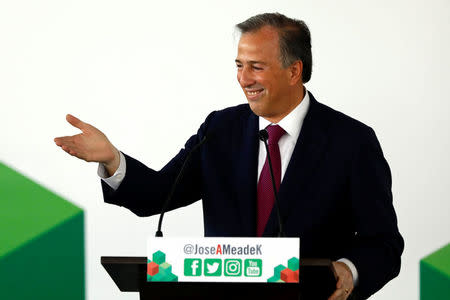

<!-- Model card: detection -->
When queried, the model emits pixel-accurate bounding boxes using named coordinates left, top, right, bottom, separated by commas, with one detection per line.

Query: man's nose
left=238, top=67, right=254, bottom=87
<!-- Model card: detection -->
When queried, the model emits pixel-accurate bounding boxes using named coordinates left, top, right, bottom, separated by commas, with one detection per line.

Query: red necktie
left=257, top=125, right=286, bottom=236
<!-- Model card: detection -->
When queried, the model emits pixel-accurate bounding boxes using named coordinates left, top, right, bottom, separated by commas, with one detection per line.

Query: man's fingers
left=54, top=136, right=72, bottom=146
left=55, top=137, right=83, bottom=156
left=55, top=115, right=112, bottom=163
left=66, top=114, right=87, bottom=131
left=54, top=135, right=80, bottom=147
left=54, top=133, right=84, bottom=146
left=61, top=144, right=85, bottom=159
left=336, top=276, right=343, bottom=289
left=61, top=145, right=74, bottom=155
left=328, top=288, right=345, bottom=300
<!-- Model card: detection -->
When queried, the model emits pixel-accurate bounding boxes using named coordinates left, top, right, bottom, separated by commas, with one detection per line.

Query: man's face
left=235, top=26, right=295, bottom=121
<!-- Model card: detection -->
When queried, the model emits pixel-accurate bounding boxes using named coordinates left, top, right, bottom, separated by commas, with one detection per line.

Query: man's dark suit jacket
left=102, top=92, right=404, bottom=299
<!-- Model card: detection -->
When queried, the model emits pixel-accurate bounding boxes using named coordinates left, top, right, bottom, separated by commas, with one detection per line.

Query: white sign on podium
left=147, top=237, right=300, bottom=283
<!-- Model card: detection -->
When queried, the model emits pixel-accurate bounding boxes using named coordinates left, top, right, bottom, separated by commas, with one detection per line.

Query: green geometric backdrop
left=0, top=162, right=85, bottom=299
left=420, top=243, right=450, bottom=300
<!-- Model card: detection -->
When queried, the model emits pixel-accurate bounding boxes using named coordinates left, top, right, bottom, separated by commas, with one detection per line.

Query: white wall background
left=1, top=0, right=449, bottom=299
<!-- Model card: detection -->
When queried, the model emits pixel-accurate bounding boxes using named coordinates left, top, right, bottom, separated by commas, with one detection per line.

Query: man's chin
left=249, top=104, right=273, bottom=120
left=248, top=103, right=282, bottom=122
left=248, top=102, right=263, bottom=117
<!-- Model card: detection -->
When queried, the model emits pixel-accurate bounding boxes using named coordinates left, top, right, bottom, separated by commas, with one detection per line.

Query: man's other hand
left=54, top=114, right=120, bottom=176
left=328, top=261, right=354, bottom=300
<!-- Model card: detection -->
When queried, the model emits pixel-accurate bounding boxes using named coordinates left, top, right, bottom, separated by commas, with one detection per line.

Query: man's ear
left=289, top=60, right=303, bottom=86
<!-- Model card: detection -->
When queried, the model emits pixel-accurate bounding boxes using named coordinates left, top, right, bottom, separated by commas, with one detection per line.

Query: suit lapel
left=232, top=109, right=259, bottom=236
left=263, top=93, right=331, bottom=236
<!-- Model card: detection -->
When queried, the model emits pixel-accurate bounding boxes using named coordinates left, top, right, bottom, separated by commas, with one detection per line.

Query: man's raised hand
left=54, top=114, right=120, bottom=176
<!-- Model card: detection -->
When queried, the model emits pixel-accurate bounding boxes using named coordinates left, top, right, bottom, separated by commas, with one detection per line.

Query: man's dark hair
left=236, top=13, right=312, bottom=83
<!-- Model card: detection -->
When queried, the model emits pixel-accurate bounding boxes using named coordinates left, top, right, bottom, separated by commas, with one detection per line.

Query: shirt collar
left=258, top=89, right=310, bottom=141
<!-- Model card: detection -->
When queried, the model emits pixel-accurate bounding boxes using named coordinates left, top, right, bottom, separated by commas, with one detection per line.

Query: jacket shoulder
left=319, top=101, right=370, bottom=130
left=313, top=98, right=375, bottom=141
left=203, top=103, right=253, bottom=127
left=213, top=103, right=252, bottom=119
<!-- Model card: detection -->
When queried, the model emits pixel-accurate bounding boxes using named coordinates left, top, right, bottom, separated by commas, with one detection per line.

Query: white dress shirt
left=257, top=91, right=310, bottom=182
left=98, top=89, right=358, bottom=285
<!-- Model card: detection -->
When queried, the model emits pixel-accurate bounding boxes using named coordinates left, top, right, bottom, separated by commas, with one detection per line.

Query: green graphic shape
left=184, top=258, right=202, bottom=276
left=153, top=250, right=166, bottom=264
left=288, top=257, right=299, bottom=271
left=267, top=257, right=300, bottom=283
left=244, top=259, right=262, bottom=277
left=147, top=250, right=178, bottom=282
left=224, top=259, right=242, bottom=276
left=204, top=259, right=222, bottom=276
left=152, top=272, right=165, bottom=281
left=164, top=272, right=178, bottom=282
left=159, top=262, right=172, bottom=275
left=420, top=243, right=450, bottom=300
left=274, top=264, right=286, bottom=279
left=0, top=162, right=85, bottom=299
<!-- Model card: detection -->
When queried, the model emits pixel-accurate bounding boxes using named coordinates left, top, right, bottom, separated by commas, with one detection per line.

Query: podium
left=102, top=256, right=337, bottom=299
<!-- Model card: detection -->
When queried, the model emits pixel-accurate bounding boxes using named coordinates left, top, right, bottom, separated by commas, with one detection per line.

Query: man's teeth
left=247, top=90, right=262, bottom=95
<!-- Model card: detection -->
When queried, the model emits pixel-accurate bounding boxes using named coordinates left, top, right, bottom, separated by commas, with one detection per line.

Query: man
left=55, top=13, right=403, bottom=299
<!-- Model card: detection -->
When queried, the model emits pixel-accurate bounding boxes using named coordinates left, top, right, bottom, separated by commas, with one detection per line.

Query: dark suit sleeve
left=345, top=128, right=404, bottom=299
left=101, top=111, right=216, bottom=217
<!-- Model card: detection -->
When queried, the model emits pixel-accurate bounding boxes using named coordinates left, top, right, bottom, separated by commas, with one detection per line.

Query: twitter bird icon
left=204, top=259, right=222, bottom=276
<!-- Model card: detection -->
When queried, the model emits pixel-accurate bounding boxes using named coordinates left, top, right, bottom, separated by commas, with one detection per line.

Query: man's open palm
left=54, top=114, right=120, bottom=174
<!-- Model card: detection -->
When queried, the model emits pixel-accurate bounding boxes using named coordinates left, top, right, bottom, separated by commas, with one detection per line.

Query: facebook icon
left=184, top=259, right=202, bottom=276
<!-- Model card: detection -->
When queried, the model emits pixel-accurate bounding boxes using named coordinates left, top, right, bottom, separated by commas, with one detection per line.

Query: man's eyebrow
left=234, top=59, right=266, bottom=65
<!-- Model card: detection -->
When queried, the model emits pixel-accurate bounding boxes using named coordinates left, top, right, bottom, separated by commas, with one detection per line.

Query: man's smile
left=245, top=88, right=265, bottom=100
